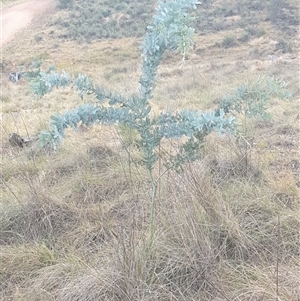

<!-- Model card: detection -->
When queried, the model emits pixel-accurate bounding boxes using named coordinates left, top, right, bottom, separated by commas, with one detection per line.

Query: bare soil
left=1, top=0, right=56, bottom=46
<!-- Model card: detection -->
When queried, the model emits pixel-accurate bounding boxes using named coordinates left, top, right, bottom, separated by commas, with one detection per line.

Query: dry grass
left=1, top=0, right=300, bottom=300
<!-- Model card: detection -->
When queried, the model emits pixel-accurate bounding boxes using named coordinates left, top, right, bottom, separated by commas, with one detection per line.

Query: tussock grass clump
left=0, top=244, right=58, bottom=299
left=0, top=193, right=80, bottom=245
left=152, top=159, right=299, bottom=300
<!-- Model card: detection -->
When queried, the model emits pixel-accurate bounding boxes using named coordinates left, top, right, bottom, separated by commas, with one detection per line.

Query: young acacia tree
left=29, top=0, right=292, bottom=232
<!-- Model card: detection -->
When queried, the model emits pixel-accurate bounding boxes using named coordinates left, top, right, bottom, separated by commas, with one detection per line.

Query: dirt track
left=1, top=0, right=56, bottom=46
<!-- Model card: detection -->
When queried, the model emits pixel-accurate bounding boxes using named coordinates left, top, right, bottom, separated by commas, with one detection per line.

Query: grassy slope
left=1, top=0, right=299, bottom=300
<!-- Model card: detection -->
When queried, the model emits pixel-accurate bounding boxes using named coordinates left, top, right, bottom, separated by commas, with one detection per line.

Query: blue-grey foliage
left=217, top=76, right=293, bottom=120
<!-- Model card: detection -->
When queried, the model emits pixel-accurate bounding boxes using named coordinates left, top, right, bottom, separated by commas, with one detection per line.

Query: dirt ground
left=1, top=0, right=56, bottom=46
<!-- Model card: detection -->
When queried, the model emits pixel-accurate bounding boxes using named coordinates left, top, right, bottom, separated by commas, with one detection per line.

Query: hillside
left=1, top=0, right=299, bottom=300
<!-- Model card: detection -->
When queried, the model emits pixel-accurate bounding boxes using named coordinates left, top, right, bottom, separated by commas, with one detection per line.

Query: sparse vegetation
left=221, top=34, right=236, bottom=48
left=58, top=0, right=73, bottom=9
left=1, top=0, right=299, bottom=300
left=268, top=0, right=299, bottom=29
left=0, top=95, right=10, bottom=102
left=52, top=0, right=299, bottom=42
left=54, top=0, right=155, bottom=41
left=238, top=26, right=266, bottom=43
left=275, top=38, right=293, bottom=53
left=34, top=34, right=43, bottom=43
